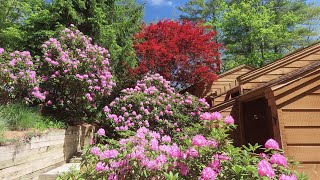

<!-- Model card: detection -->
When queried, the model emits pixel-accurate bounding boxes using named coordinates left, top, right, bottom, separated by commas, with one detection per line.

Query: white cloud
left=148, top=0, right=173, bottom=6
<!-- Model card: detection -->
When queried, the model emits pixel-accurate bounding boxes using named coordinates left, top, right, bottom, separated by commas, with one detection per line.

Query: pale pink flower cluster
left=90, top=127, right=222, bottom=178
left=257, top=159, right=275, bottom=178
left=200, top=112, right=223, bottom=121
left=270, top=153, right=287, bottom=166
left=39, top=26, right=115, bottom=111
left=257, top=139, right=293, bottom=179
left=192, top=134, right=218, bottom=148
left=279, top=174, right=298, bottom=180
left=265, top=138, right=279, bottom=150
left=0, top=49, right=45, bottom=101
left=104, top=74, right=209, bottom=134
left=201, top=167, right=217, bottom=180
left=97, top=128, right=106, bottom=136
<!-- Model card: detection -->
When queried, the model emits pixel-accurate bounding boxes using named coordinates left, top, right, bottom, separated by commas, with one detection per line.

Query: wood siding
left=277, top=87, right=320, bottom=179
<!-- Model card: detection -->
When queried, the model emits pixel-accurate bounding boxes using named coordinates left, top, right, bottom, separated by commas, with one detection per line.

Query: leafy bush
left=79, top=116, right=301, bottom=179
left=72, top=74, right=302, bottom=179
left=0, top=48, right=44, bottom=103
left=101, top=73, right=209, bottom=138
left=38, top=25, right=115, bottom=122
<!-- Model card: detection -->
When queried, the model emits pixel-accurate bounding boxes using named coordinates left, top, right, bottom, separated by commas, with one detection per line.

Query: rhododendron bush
left=101, top=73, right=210, bottom=138
left=71, top=74, right=302, bottom=180
left=0, top=48, right=44, bottom=103
left=0, top=26, right=115, bottom=121
left=39, top=25, right=115, bottom=121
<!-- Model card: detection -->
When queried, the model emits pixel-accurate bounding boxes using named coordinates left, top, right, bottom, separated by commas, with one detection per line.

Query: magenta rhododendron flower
left=259, top=153, right=267, bottom=158
left=97, top=128, right=106, bottom=136
left=161, top=135, right=171, bottom=143
left=90, top=147, right=100, bottom=156
left=206, top=139, right=218, bottom=148
left=200, top=112, right=213, bottom=120
left=270, top=154, right=287, bottom=166
left=179, top=163, right=189, bottom=176
left=265, top=139, right=279, bottom=150
left=201, top=167, right=217, bottom=180
left=192, top=134, right=207, bottom=147
left=223, top=115, right=234, bottom=124
left=209, top=159, right=221, bottom=172
left=101, top=149, right=118, bottom=159
left=211, top=112, right=222, bottom=120
left=257, top=159, right=275, bottom=178
left=279, top=174, right=298, bottom=180
left=186, top=147, right=199, bottom=158
left=96, top=162, right=106, bottom=171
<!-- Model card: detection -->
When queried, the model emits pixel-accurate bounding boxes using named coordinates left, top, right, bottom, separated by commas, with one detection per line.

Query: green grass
left=0, top=103, right=66, bottom=142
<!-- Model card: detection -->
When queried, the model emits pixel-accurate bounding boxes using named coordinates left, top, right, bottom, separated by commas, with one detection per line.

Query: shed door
left=243, top=97, right=274, bottom=146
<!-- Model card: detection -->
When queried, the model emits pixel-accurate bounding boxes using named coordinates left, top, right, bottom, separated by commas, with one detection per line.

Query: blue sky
left=143, top=0, right=320, bottom=23
left=143, top=0, right=188, bottom=23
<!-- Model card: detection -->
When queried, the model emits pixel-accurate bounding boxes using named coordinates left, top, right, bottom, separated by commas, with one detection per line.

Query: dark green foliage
left=0, top=0, right=144, bottom=86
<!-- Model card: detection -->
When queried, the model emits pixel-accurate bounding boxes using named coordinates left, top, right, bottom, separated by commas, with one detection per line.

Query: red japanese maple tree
left=132, top=20, right=221, bottom=89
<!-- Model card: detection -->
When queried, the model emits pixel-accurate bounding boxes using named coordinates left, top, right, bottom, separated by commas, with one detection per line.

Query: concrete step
left=69, top=157, right=82, bottom=163
left=38, top=163, right=80, bottom=180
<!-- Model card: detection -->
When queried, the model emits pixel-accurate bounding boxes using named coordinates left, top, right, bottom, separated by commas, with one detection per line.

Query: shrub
left=101, top=73, right=209, bottom=138
left=0, top=48, right=44, bottom=103
left=38, top=25, right=115, bottom=122
left=79, top=115, right=301, bottom=179
left=73, top=74, right=301, bottom=179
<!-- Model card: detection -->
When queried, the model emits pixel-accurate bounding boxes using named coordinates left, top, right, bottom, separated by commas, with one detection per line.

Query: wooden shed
left=183, top=65, right=254, bottom=107
left=238, top=61, right=320, bottom=179
left=185, top=42, right=320, bottom=179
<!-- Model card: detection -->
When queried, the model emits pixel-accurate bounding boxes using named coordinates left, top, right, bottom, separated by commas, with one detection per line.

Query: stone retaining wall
left=0, top=125, right=95, bottom=180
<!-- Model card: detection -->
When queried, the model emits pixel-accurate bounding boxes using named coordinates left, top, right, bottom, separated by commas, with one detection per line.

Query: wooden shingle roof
left=183, top=65, right=254, bottom=98
left=238, top=42, right=320, bottom=91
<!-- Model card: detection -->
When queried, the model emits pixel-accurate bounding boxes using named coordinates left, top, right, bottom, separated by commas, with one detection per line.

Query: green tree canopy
left=0, top=0, right=144, bottom=84
left=179, top=0, right=320, bottom=70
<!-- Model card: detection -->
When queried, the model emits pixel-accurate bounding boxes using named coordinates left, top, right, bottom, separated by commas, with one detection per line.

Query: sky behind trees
left=143, top=0, right=320, bottom=23
left=143, top=0, right=188, bottom=23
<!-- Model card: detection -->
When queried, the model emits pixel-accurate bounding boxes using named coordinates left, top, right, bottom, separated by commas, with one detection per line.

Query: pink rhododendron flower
left=270, top=154, right=287, bottom=166
left=206, top=139, right=218, bottom=148
left=209, top=159, right=221, bottom=172
left=223, top=115, right=234, bottom=124
left=101, top=149, right=118, bottom=159
left=279, top=174, right=298, bottom=180
left=150, top=138, right=159, bottom=151
left=257, top=159, right=275, bottom=178
left=201, top=167, right=217, bottom=180
left=211, top=112, right=222, bottom=120
left=265, top=139, right=279, bottom=150
left=179, top=163, right=189, bottom=176
left=96, top=162, right=106, bottom=171
left=186, top=147, right=199, bottom=158
left=90, top=147, right=100, bottom=155
left=200, top=112, right=213, bottom=120
left=259, top=153, right=267, bottom=158
left=0, top=48, right=4, bottom=54
left=97, top=128, right=106, bottom=136
left=155, top=154, right=167, bottom=165
left=192, top=134, right=207, bottom=147
left=161, top=135, right=171, bottom=143
left=169, top=143, right=181, bottom=158
left=108, top=173, right=118, bottom=180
